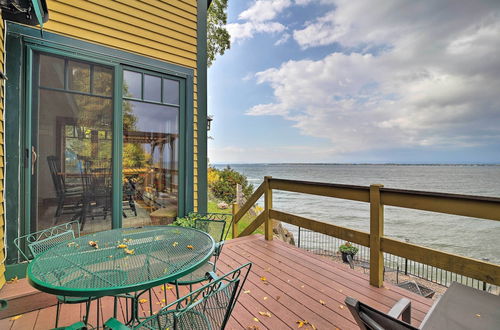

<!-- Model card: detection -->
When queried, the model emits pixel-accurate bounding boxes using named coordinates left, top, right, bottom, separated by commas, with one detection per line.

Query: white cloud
left=247, top=0, right=500, bottom=153
left=227, top=22, right=286, bottom=43
left=229, top=0, right=294, bottom=43
left=239, top=0, right=292, bottom=22
left=274, top=32, right=291, bottom=45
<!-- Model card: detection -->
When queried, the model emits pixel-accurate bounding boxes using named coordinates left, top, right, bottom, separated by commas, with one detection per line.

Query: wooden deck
left=0, top=234, right=434, bottom=329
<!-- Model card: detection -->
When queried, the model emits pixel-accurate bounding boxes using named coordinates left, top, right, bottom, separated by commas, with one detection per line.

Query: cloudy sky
left=208, top=0, right=500, bottom=164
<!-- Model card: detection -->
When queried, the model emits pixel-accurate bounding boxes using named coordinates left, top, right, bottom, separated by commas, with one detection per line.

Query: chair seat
left=171, top=261, right=215, bottom=285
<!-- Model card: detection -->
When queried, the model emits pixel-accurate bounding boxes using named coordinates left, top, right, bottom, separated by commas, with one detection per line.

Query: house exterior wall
left=0, top=0, right=208, bottom=287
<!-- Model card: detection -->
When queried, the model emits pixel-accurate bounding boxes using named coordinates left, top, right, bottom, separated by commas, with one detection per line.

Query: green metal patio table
left=27, top=226, right=215, bottom=325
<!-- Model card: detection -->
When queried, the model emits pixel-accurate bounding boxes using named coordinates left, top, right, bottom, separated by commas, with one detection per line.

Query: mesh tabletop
left=27, top=226, right=215, bottom=297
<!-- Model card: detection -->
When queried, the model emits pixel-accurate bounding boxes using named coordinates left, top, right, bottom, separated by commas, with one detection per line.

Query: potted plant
left=339, top=242, right=359, bottom=263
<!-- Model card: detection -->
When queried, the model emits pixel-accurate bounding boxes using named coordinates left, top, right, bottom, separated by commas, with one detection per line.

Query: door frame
left=5, top=22, right=195, bottom=266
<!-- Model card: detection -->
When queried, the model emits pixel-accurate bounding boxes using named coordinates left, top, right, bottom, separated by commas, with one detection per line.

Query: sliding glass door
left=31, top=52, right=114, bottom=234
left=122, top=70, right=180, bottom=227
left=28, top=53, right=184, bottom=235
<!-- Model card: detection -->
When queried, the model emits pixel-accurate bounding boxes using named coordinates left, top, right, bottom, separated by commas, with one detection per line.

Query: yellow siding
left=0, top=17, right=5, bottom=289
left=43, top=0, right=200, bottom=210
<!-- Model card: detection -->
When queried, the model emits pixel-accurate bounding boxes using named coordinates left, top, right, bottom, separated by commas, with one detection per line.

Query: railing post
left=232, top=203, right=239, bottom=238
left=370, top=184, right=384, bottom=287
left=264, top=176, right=273, bottom=240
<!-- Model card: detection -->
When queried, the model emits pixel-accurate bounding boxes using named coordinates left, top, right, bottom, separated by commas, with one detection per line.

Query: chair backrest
left=195, top=218, right=226, bottom=243
left=13, top=221, right=80, bottom=261
left=47, top=156, right=64, bottom=195
left=345, top=297, right=419, bottom=330
left=136, top=262, right=252, bottom=330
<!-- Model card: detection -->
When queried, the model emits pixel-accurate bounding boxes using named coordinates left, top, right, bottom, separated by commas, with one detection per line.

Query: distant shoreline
left=212, top=163, right=500, bottom=166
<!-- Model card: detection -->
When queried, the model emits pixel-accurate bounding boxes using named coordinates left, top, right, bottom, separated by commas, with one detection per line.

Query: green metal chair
left=52, top=321, right=87, bottom=330
left=105, top=262, right=252, bottom=330
left=13, top=220, right=98, bottom=328
left=168, top=213, right=233, bottom=298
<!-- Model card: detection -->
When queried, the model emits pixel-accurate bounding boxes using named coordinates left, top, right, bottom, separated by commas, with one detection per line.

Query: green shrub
left=173, top=212, right=206, bottom=228
left=209, top=166, right=254, bottom=204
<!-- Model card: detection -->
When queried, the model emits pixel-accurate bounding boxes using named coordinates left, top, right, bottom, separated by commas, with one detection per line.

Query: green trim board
left=197, top=0, right=208, bottom=213
left=4, top=22, right=198, bottom=269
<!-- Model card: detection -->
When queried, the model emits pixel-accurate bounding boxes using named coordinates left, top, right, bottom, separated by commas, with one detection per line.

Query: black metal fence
left=291, top=226, right=498, bottom=293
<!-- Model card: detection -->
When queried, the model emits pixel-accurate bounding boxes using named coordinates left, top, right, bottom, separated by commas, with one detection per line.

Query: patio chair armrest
left=388, top=298, right=411, bottom=322
left=214, top=241, right=225, bottom=256
left=104, top=318, right=131, bottom=330
left=207, top=271, right=219, bottom=281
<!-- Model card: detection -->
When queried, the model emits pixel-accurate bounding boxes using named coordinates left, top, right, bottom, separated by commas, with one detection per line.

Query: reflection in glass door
left=122, top=70, right=180, bottom=227
left=32, top=52, right=114, bottom=234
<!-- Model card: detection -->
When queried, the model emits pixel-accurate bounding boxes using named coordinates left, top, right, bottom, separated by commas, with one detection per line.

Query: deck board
left=2, top=234, right=434, bottom=329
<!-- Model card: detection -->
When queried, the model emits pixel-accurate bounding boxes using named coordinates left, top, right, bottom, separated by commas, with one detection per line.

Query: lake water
left=213, top=164, right=500, bottom=264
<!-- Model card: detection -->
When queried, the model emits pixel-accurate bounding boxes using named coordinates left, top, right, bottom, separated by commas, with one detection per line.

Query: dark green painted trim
left=185, top=76, right=194, bottom=214
left=5, top=263, right=29, bottom=280
left=197, top=0, right=208, bottom=213
left=112, top=65, right=123, bottom=229
left=7, top=22, right=194, bottom=78
left=5, top=34, right=24, bottom=264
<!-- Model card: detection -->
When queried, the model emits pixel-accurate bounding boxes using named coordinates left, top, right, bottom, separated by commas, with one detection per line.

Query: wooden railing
left=232, top=176, right=500, bottom=288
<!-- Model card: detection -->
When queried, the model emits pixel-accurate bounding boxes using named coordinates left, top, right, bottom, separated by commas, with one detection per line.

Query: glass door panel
left=33, top=52, right=114, bottom=234
left=122, top=71, right=180, bottom=226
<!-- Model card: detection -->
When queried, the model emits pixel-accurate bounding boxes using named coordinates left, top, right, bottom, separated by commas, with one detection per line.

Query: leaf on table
left=67, top=242, right=76, bottom=247
left=243, top=290, right=251, bottom=294
left=7, top=276, right=18, bottom=284
left=88, top=241, right=98, bottom=248
left=138, top=298, right=147, bottom=304
left=124, top=248, right=135, bottom=255
left=319, top=299, right=326, bottom=305
left=258, top=311, right=272, bottom=318
left=186, top=245, right=194, bottom=249
left=108, top=255, right=113, bottom=259
left=10, top=315, right=22, bottom=321
left=172, top=242, right=179, bottom=247
left=117, top=244, right=128, bottom=249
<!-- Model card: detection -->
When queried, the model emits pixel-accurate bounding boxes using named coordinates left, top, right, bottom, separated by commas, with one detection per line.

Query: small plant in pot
left=339, top=242, right=359, bottom=263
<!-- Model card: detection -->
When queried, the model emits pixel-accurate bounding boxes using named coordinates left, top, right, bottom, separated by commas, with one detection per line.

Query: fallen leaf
left=124, top=248, right=135, bottom=255
left=161, top=299, right=166, bottom=303
left=276, top=295, right=281, bottom=301
left=258, top=311, right=272, bottom=317
left=475, top=314, right=481, bottom=318
left=260, top=276, right=267, bottom=282
left=172, top=242, right=178, bottom=247
left=108, top=255, right=113, bottom=258
left=311, top=324, right=317, bottom=330
left=7, top=276, right=19, bottom=284
left=187, top=245, right=194, bottom=249
left=247, top=326, right=260, bottom=330
left=319, top=300, right=326, bottom=305
left=265, top=267, right=271, bottom=272
left=67, top=242, right=76, bottom=247
left=10, top=315, right=22, bottom=321
left=297, top=320, right=306, bottom=328
left=301, top=285, right=305, bottom=288
left=339, top=304, right=345, bottom=309
left=253, top=317, right=260, bottom=322
left=138, top=299, right=147, bottom=304
left=243, top=290, right=251, bottom=294
left=89, top=241, right=98, bottom=249
left=117, top=244, right=127, bottom=249
left=263, top=296, right=268, bottom=300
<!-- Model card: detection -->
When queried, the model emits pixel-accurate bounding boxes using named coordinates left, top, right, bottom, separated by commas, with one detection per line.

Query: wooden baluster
left=232, top=203, right=239, bottom=238
left=370, top=184, right=384, bottom=287
left=264, top=176, right=273, bottom=240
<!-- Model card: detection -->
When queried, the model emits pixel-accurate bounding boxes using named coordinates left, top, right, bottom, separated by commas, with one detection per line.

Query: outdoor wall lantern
left=207, top=115, right=213, bottom=131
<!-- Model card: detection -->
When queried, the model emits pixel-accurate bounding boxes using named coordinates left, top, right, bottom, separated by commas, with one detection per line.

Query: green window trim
left=5, top=22, right=196, bottom=267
